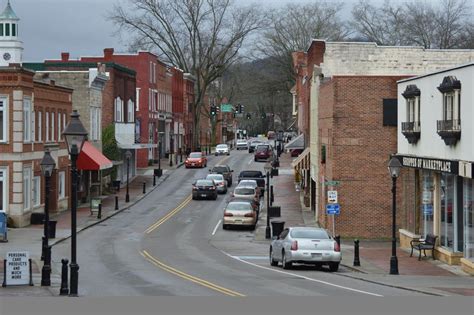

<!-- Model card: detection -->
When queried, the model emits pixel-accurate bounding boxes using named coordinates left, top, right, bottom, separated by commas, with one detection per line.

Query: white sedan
left=215, top=144, right=230, bottom=156
left=270, top=227, right=341, bottom=271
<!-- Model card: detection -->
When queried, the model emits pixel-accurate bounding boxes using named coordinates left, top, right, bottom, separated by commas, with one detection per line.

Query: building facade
left=396, top=63, right=474, bottom=274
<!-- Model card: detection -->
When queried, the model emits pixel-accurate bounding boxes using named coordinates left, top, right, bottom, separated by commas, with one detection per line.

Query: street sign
left=220, top=104, right=233, bottom=113
left=326, top=204, right=340, bottom=215
left=322, top=180, right=340, bottom=186
left=3, top=251, right=31, bottom=286
left=422, top=204, right=433, bottom=215
left=327, top=190, right=338, bottom=204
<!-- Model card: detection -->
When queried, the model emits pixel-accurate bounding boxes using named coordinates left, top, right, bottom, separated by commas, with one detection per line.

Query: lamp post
left=62, top=110, right=88, bottom=296
left=40, top=149, right=55, bottom=286
left=388, top=155, right=402, bottom=275
left=125, top=150, right=132, bottom=203
left=264, top=163, right=272, bottom=239
left=158, top=132, right=164, bottom=174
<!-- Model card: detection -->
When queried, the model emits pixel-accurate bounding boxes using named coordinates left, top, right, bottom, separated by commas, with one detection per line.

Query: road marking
left=145, top=195, right=192, bottom=234
left=218, top=155, right=231, bottom=164
left=222, top=251, right=383, bottom=297
left=212, top=220, right=222, bottom=236
left=247, top=158, right=253, bottom=165
left=141, top=250, right=245, bottom=297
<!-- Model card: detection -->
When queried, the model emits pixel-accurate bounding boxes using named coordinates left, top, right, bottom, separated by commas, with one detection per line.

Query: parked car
left=236, top=139, right=249, bottom=150
left=229, top=197, right=260, bottom=217
left=267, top=131, right=276, bottom=140
left=222, top=200, right=257, bottom=230
left=236, top=179, right=261, bottom=198
left=209, top=165, right=233, bottom=187
left=254, top=144, right=272, bottom=162
left=269, top=227, right=341, bottom=271
left=185, top=152, right=207, bottom=168
left=206, top=174, right=227, bottom=194
left=215, top=144, right=230, bottom=156
left=238, top=170, right=265, bottom=195
left=192, top=179, right=218, bottom=200
left=231, top=186, right=259, bottom=203
left=248, top=140, right=264, bottom=153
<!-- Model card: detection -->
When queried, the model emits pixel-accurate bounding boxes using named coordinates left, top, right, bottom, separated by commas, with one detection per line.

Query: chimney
left=104, top=48, right=114, bottom=61
left=61, top=52, right=70, bottom=61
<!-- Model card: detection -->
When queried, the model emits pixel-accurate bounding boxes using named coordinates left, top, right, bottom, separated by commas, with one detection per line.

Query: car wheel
left=192, top=196, right=196, bottom=200
left=213, top=195, right=217, bottom=200
left=282, top=250, right=292, bottom=269
left=270, top=248, right=278, bottom=266
left=223, top=224, right=228, bottom=230
left=329, top=262, right=339, bottom=272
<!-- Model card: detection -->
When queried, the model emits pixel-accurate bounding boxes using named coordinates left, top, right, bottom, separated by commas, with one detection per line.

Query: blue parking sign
left=326, top=204, right=340, bottom=215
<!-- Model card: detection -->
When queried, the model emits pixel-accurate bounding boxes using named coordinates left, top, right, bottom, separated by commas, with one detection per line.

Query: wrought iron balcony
left=437, top=119, right=461, bottom=145
left=401, top=121, right=421, bottom=144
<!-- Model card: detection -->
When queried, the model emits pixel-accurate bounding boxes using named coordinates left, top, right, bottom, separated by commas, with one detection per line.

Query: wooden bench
left=410, top=234, right=438, bottom=261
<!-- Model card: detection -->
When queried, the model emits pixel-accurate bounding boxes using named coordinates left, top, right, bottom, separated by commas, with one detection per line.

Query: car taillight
left=218, top=182, right=224, bottom=186
left=290, top=240, right=298, bottom=251
left=224, top=212, right=233, bottom=217
left=210, top=186, right=215, bottom=190
left=192, top=185, right=197, bottom=190
left=334, top=241, right=340, bottom=252
left=244, top=212, right=255, bottom=217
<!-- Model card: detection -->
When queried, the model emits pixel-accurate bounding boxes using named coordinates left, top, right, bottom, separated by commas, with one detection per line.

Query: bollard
left=115, top=196, right=119, bottom=210
left=59, top=259, right=69, bottom=295
left=143, top=182, right=146, bottom=194
left=97, top=203, right=102, bottom=219
left=353, top=239, right=361, bottom=266
left=153, top=175, right=156, bottom=186
left=335, top=235, right=341, bottom=248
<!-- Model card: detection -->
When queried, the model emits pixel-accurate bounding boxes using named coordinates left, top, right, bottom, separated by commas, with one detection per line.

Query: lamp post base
left=125, top=194, right=130, bottom=203
left=69, top=263, right=80, bottom=296
left=265, top=226, right=271, bottom=239
left=389, top=256, right=399, bottom=275
left=41, top=245, right=51, bottom=286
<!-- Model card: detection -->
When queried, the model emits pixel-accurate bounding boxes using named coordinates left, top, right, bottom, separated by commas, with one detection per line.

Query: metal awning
left=285, top=133, right=304, bottom=150
left=291, top=147, right=310, bottom=170
left=117, top=143, right=158, bottom=149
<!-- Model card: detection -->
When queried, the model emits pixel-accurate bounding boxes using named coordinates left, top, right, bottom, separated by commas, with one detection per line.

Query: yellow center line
left=145, top=195, right=192, bottom=234
left=141, top=250, right=245, bottom=297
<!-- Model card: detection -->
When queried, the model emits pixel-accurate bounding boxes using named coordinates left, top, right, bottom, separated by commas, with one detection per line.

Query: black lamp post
left=62, top=110, right=88, bottom=296
left=40, top=149, right=55, bottom=286
left=264, top=163, right=272, bottom=239
left=388, top=155, right=402, bottom=275
left=125, top=150, right=132, bottom=203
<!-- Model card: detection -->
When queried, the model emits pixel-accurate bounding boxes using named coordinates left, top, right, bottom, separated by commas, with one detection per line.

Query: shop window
left=464, top=179, right=474, bottom=260
left=421, top=171, right=434, bottom=237
left=440, top=173, right=462, bottom=252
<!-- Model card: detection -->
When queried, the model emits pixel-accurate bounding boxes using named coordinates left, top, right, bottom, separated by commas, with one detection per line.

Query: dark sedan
left=192, top=179, right=218, bottom=200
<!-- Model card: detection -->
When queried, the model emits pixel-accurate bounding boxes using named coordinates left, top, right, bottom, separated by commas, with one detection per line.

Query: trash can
left=48, top=220, right=57, bottom=239
left=271, top=220, right=285, bottom=238
left=154, top=168, right=163, bottom=177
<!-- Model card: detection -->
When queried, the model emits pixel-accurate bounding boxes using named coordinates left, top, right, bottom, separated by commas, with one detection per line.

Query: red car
left=254, top=144, right=272, bottom=162
left=185, top=152, right=207, bottom=168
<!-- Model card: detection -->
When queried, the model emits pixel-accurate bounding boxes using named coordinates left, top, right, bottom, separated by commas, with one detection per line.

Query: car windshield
left=226, top=202, right=252, bottom=211
left=290, top=229, right=329, bottom=239
left=212, top=166, right=229, bottom=173
left=207, top=175, right=223, bottom=181
left=195, top=180, right=213, bottom=186
left=256, top=145, right=269, bottom=152
left=234, top=188, right=254, bottom=195
left=189, top=153, right=202, bottom=158
left=216, top=145, right=227, bottom=149
left=239, top=180, right=257, bottom=187
left=241, top=171, right=262, bottom=177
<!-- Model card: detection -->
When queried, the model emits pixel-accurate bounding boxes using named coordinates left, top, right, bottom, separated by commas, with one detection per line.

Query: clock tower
left=0, top=0, right=22, bottom=66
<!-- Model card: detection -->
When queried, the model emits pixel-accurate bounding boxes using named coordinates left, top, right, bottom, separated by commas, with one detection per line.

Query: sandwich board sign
left=2, top=251, right=33, bottom=287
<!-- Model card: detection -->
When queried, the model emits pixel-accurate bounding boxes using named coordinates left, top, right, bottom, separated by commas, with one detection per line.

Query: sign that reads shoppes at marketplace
left=397, top=155, right=458, bottom=175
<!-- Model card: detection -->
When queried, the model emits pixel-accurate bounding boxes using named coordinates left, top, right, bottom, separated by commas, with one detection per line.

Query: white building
left=397, top=62, right=474, bottom=274
left=0, top=0, right=22, bottom=66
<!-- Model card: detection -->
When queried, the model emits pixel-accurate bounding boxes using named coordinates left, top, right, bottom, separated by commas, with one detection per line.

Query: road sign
left=3, top=251, right=31, bottom=286
left=220, top=104, right=233, bottom=112
left=322, top=180, right=340, bottom=186
left=422, top=204, right=433, bottom=215
left=327, top=190, right=338, bottom=204
left=326, top=204, right=340, bottom=215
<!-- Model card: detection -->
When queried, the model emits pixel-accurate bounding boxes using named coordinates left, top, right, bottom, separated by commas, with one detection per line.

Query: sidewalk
left=257, top=152, right=473, bottom=296
left=0, top=158, right=184, bottom=296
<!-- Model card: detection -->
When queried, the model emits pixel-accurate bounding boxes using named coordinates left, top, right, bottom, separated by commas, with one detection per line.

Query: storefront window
left=440, top=173, right=459, bottom=251
left=464, top=179, right=474, bottom=260
left=421, top=171, right=434, bottom=237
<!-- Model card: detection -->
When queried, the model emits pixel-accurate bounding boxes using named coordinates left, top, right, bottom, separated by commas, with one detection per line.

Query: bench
left=410, top=234, right=438, bottom=261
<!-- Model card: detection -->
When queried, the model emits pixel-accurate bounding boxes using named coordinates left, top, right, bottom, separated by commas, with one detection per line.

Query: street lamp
left=264, top=163, right=272, bottom=239
left=125, top=150, right=132, bottom=203
left=40, top=149, right=55, bottom=286
left=388, top=155, right=402, bottom=275
left=62, top=110, right=88, bottom=296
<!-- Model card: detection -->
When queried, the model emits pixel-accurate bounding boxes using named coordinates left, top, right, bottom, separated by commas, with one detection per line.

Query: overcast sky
left=10, top=0, right=382, bottom=61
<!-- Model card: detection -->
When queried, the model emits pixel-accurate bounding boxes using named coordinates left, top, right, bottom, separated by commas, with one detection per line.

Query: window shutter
left=383, top=99, right=397, bottom=126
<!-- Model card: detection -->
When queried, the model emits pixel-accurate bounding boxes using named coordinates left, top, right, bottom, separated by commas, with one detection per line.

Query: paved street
left=3, top=149, right=472, bottom=297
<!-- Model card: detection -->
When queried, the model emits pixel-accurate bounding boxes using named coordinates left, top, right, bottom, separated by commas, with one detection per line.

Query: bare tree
left=110, top=0, right=264, bottom=148
left=351, top=0, right=474, bottom=49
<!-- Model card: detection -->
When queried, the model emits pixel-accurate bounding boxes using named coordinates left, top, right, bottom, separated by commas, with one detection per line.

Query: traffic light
left=238, top=104, right=244, bottom=113
left=261, top=112, right=266, bottom=119
left=246, top=113, right=251, bottom=120
left=210, top=105, right=216, bottom=116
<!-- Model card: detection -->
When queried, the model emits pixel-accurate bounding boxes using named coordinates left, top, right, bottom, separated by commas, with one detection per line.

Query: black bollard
left=115, top=196, right=119, bottom=210
left=60, top=259, right=69, bottom=295
left=335, top=235, right=341, bottom=248
left=143, top=182, right=146, bottom=194
left=354, top=239, right=361, bottom=266
left=97, top=203, right=102, bottom=219
left=153, top=175, right=156, bottom=186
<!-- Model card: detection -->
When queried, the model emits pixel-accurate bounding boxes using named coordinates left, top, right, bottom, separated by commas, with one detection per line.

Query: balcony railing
left=401, top=121, right=421, bottom=144
left=437, top=119, right=461, bottom=145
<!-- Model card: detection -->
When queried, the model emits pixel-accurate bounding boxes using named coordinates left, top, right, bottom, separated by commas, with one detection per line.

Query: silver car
left=269, top=227, right=341, bottom=271
left=215, top=144, right=230, bottom=156
left=206, top=174, right=227, bottom=194
left=236, top=180, right=262, bottom=198
left=231, top=186, right=259, bottom=202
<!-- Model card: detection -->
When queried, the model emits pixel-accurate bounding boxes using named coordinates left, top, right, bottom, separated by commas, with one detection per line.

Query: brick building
left=0, top=66, right=72, bottom=227
left=292, top=40, right=474, bottom=238
left=183, top=73, right=196, bottom=152
left=171, top=67, right=185, bottom=162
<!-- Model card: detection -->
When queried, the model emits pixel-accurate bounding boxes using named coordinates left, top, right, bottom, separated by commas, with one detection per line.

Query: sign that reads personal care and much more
left=397, top=155, right=458, bottom=175
left=4, top=251, right=30, bottom=286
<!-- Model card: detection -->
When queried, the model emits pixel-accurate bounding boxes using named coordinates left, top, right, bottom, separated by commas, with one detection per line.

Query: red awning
left=77, top=141, right=113, bottom=171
